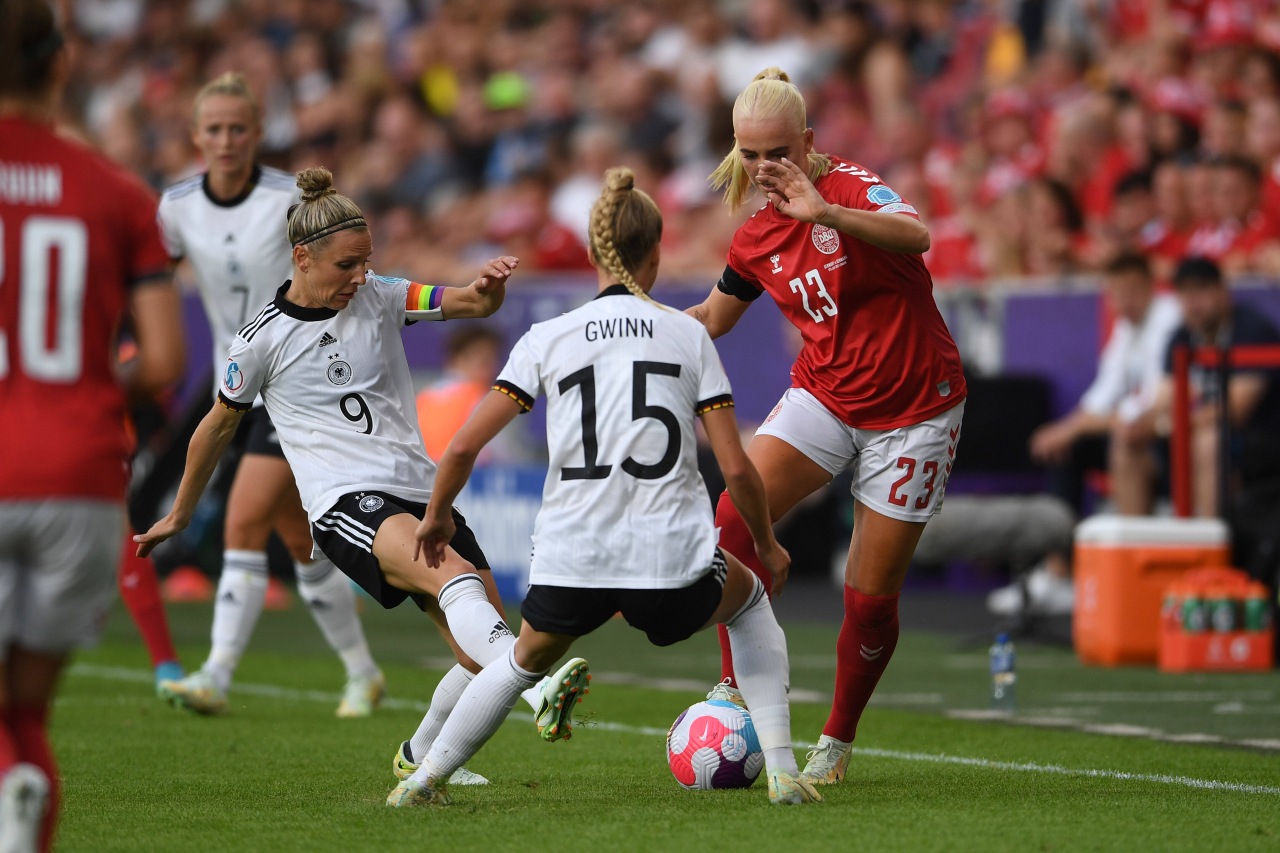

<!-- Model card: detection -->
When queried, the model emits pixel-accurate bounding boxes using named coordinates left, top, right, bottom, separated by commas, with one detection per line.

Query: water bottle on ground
left=989, top=632, right=1016, bottom=713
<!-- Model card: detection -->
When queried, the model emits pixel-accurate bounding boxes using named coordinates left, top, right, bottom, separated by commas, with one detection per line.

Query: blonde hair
left=192, top=71, right=260, bottom=126
left=286, top=167, right=368, bottom=250
left=708, top=67, right=832, bottom=211
left=588, top=167, right=664, bottom=304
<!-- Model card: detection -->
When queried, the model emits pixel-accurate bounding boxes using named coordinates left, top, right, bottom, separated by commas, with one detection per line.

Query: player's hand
left=414, top=510, right=456, bottom=568
left=756, top=539, right=791, bottom=599
left=754, top=157, right=830, bottom=225
left=473, top=256, right=520, bottom=295
left=134, top=516, right=187, bottom=558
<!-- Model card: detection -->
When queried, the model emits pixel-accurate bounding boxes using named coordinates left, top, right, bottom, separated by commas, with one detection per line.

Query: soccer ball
left=666, top=699, right=764, bottom=790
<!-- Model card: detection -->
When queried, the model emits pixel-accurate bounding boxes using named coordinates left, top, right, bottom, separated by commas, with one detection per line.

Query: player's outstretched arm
left=134, top=403, right=244, bottom=557
left=415, top=390, right=524, bottom=567
left=440, top=255, right=520, bottom=319
left=700, top=406, right=791, bottom=597
left=686, top=285, right=751, bottom=340
left=755, top=157, right=929, bottom=254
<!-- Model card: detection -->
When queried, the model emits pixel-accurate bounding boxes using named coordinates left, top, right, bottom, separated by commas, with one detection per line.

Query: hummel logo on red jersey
left=770, top=254, right=783, bottom=274
left=319, top=332, right=338, bottom=347
left=860, top=644, right=884, bottom=662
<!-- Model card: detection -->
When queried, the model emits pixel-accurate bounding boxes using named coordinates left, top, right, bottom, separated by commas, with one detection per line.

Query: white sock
left=408, top=664, right=474, bottom=762
left=205, top=551, right=269, bottom=693
left=436, top=574, right=514, bottom=667
left=520, top=683, right=544, bottom=713
left=725, top=575, right=797, bottom=774
left=414, top=646, right=541, bottom=785
left=295, top=557, right=379, bottom=679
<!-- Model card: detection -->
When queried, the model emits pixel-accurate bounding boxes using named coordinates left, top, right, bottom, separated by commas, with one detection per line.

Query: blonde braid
left=588, top=168, right=665, bottom=307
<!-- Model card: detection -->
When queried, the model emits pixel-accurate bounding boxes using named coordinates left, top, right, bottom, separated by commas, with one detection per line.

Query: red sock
left=713, top=491, right=772, bottom=686
left=7, top=704, right=58, bottom=853
left=823, top=586, right=900, bottom=743
left=117, top=534, right=180, bottom=668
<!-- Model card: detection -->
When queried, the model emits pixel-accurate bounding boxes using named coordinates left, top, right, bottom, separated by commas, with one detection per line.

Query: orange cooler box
left=1073, top=516, right=1230, bottom=666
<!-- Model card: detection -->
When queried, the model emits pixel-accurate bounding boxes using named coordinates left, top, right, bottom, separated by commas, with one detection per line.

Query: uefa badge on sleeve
left=224, top=359, right=245, bottom=393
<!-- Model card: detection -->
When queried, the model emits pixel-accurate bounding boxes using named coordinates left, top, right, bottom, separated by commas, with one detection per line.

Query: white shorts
left=0, top=501, right=123, bottom=655
left=756, top=388, right=964, bottom=523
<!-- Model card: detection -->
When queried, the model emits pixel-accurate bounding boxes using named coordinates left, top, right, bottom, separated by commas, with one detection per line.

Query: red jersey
left=722, top=156, right=966, bottom=430
left=0, top=116, right=171, bottom=501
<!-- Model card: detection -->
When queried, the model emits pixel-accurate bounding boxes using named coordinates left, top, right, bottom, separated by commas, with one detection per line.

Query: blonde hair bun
left=753, top=67, right=791, bottom=84
left=296, top=167, right=337, bottom=203
left=603, top=167, right=635, bottom=194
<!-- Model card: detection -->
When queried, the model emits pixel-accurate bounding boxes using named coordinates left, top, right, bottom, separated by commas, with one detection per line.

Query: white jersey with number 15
left=494, top=287, right=735, bottom=590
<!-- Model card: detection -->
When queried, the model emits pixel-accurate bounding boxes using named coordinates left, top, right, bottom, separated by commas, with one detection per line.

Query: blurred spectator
left=487, top=169, right=591, bottom=272
left=416, top=327, right=524, bottom=466
left=1139, top=256, right=1280, bottom=517
left=41, top=1, right=1280, bottom=290
left=1186, top=155, right=1279, bottom=272
left=1029, top=252, right=1182, bottom=516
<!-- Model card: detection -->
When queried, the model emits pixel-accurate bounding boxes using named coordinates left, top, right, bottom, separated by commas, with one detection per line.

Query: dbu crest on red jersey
left=811, top=224, right=840, bottom=255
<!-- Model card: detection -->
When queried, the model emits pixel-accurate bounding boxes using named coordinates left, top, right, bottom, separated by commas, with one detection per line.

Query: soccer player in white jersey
left=395, top=168, right=821, bottom=808
left=137, top=167, right=579, bottom=786
left=155, top=74, right=384, bottom=717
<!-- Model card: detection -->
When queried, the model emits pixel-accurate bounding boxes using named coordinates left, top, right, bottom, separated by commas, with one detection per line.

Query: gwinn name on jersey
left=158, top=164, right=299, bottom=402
left=494, top=285, right=734, bottom=590
left=217, top=273, right=447, bottom=523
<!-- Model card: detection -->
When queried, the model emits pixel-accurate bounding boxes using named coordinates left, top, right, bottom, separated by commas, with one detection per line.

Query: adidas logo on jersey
left=319, top=332, right=338, bottom=347
left=488, top=622, right=513, bottom=644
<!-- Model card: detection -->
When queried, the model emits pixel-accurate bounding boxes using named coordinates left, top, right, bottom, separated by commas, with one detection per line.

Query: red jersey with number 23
left=723, top=156, right=966, bottom=430
left=0, top=116, right=171, bottom=501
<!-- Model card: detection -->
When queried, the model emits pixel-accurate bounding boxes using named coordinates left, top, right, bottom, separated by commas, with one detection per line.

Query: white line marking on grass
left=71, top=664, right=1280, bottom=797
left=1055, top=690, right=1277, bottom=704
left=848, top=747, right=1280, bottom=796
left=71, top=664, right=432, bottom=713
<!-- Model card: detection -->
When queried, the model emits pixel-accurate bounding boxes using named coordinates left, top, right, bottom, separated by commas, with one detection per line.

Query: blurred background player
left=687, top=68, right=966, bottom=786
left=116, top=346, right=186, bottom=692
left=155, top=73, right=383, bottom=718
left=399, top=167, right=818, bottom=808
left=0, top=2, right=185, bottom=849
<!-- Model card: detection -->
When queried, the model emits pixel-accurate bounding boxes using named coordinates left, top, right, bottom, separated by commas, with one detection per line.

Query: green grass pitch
left=52, top=596, right=1280, bottom=852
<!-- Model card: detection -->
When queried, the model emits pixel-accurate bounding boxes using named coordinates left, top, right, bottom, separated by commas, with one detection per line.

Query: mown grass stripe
left=69, top=663, right=1280, bottom=797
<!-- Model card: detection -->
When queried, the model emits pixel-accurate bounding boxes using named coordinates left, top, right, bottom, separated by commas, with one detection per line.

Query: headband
left=292, top=215, right=367, bottom=247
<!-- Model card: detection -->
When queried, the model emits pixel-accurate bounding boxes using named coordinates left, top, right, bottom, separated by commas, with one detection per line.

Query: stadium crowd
left=55, top=0, right=1280, bottom=287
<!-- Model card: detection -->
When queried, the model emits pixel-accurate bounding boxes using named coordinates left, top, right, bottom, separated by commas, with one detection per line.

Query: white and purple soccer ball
left=666, top=699, right=764, bottom=790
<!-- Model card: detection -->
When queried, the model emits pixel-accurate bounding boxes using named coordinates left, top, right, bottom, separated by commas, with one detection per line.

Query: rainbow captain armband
left=406, top=282, right=445, bottom=321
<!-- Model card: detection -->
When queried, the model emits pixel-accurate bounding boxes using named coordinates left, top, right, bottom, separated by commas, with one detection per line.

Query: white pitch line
left=848, top=747, right=1280, bottom=797
left=1055, top=690, right=1277, bottom=704
left=69, top=664, right=1280, bottom=797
